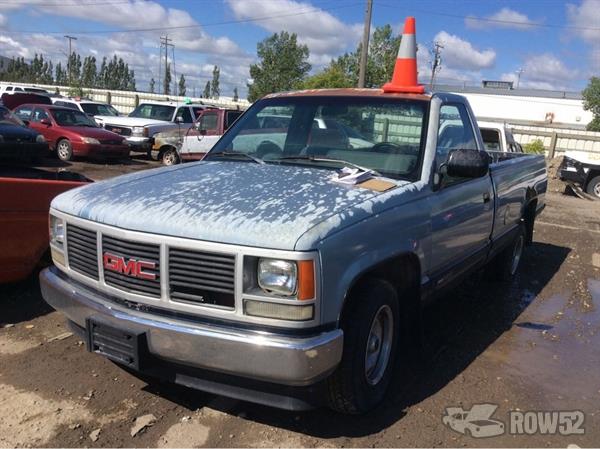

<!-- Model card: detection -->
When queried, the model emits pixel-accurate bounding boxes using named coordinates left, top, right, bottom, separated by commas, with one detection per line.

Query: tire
left=161, top=148, right=180, bottom=166
left=327, top=278, right=400, bottom=414
left=56, top=139, right=73, bottom=161
left=586, top=175, right=600, bottom=199
left=488, top=223, right=526, bottom=281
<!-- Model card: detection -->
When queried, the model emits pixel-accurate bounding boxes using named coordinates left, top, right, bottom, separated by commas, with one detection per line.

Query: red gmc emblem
left=103, top=252, right=156, bottom=280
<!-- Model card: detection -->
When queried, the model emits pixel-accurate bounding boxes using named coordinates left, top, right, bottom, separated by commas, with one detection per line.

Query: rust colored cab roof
left=263, top=88, right=432, bottom=101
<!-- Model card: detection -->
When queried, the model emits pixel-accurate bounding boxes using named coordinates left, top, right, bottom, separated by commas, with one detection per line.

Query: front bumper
left=72, top=142, right=130, bottom=158
left=40, top=267, right=343, bottom=386
left=124, top=136, right=153, bottom=150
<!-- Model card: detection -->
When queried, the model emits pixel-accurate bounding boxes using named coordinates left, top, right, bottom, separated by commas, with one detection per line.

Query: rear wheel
left=161, top=147, right=180, bottom=166
left=327, top=278, right=400, bottom=414
left=586, top=175, right=600, bottom=199
left=56, top=139, right=73, bottom=161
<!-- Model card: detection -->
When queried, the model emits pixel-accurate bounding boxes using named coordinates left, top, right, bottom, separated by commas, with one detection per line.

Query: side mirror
left=40, top=118, right=51, bottom=126
left=175, top=116, right=183, bottom=123
left=446, top=148, right=490, bottom=178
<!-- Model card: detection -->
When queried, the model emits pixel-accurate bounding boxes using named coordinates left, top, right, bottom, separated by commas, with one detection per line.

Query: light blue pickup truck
left=41, top=89, right=546, bottom=413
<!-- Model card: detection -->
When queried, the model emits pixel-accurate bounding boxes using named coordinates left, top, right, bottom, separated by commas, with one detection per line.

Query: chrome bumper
left=40, top=268, right=343, bottom=386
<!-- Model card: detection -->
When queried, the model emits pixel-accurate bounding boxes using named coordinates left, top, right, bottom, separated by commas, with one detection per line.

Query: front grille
left=169, top=248, right=235, bottom=308
left=104, top=125, right=132, bottom=137
left=102, top=235, right=160, bottom=298
left=67, top=225, right=99, bottom=280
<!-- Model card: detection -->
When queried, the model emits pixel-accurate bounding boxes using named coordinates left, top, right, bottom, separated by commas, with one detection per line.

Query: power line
left=0, top=2, right=363, bottom=35
left=378, top=3, right=600, bottom=32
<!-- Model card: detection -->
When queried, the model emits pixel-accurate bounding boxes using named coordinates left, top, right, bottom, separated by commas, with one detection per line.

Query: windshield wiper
left=276, top=155, right=380, bottom=176
left=205, top=151, right=264, bottom=164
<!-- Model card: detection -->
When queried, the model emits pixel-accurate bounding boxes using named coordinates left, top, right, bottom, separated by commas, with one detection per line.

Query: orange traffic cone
left=382, top=17, right=424, bottom=94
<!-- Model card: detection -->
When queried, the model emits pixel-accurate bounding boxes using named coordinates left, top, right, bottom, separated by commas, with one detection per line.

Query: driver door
left=182, top=110, right=220, bottom=157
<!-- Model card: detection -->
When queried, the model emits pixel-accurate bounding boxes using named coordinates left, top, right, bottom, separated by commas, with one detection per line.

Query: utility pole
left=429, top=41, right=443, bottom=90
left=357, top=0, right=373, bottom=88
left=64, top=35, right=77, bottom=86
left=515, top=68, right=524, bottom=89
left=159, top=35, right=174, bottom=94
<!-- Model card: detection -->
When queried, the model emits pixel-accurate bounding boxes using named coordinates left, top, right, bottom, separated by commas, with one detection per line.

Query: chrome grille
left=66, top=225, right=98, bottom=280
left=104, top=125, right=132, bottom=136
left=102, top=235, right=160, bottom=298
left=169, top=248, right=235, bottom=308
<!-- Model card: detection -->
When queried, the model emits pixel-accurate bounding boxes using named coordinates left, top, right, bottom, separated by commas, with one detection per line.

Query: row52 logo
left=443, top=404, right=585, bottom=438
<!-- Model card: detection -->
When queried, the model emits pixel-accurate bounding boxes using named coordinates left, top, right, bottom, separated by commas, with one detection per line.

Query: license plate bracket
left=86, top=317, right=147, bottom=370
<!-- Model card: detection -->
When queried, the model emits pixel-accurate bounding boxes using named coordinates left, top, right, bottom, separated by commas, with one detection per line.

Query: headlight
left=258, top=259, right=298, bottom=296
left=132, top=126, right=145, bottom=136
left=36, top=134, right=46, bottom=143
left=49, top=215, right=65, bottom=247
left=81, top=137, right=100, bottom=144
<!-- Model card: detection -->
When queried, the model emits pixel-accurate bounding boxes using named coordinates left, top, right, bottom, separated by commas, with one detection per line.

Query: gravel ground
left=1, top=158, right=600, bottom=447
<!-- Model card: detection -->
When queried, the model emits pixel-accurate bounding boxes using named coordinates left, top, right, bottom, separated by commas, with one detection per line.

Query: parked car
left=0, top=166, right=91, bottom=284
left=152, top=108, right=243, bottom=165
left=0, top=105, right=48, bottom=162
left=0, top=84, right=49, bottom=95
left=1, top=92, right=52, bottom=110
left=94, top=100, right=208, bottom=156
left=14, top=104, right=129, bottom=161
left=51, top=97, right=121, bottom=121
left=478, top=121, right=523, bottom=153
left=40, top=17, right=547, bottom=414
left=559, top=154, right=600, bottom=198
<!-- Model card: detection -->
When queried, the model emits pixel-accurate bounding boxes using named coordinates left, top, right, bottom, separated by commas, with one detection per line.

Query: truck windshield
left=210, top=96, right=428, bottom=180
left=129, top=104, right=175, bottom=121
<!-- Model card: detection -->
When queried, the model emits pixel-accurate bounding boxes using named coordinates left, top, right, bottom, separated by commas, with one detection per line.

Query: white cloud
left=500, top=53, right=579, bottom=90
left=567, top=0, right=600, bottom=43
left=465, top=8, right=538, bottom=31
left=433, top=31, right=496, bottom=71
left=225, top=0, right=361, bottom=67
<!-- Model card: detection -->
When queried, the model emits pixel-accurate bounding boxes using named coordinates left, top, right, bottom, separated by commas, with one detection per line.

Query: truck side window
left=437, top=104, right=478, bottom=187
left=199, top=113, right=218, bottom=131
left=176, top=107, right=193, bottom=123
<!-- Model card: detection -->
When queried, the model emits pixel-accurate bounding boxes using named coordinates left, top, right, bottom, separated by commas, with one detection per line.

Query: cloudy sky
left=0, top=0, right=597, bottom=98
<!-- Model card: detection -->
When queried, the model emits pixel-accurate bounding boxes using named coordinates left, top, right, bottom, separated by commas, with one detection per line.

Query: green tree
left=55, top=62, right=67, bottom=85
left=178, top=73, right=186, bottom=96
left=523, top=139, right=545, bottom=154
left=583, top=77, right=600, bottom=132
left=164, top=62, right=172, bottom=95
left=80, top=55, right=97, bottom=88
left=211, top=65, right=220, bottom=99
left=202, top=80, right=211, bottom=98
left=303, top=24, right=401, bottom=90
left=149, top=77, right=155, bottom=93
left=233, top=87, right=239, bottom=102
left=247, top=31, right=310, bottom=102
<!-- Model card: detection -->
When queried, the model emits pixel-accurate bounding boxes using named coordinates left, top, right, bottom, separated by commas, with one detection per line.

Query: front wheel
left=56, top=139, right=73, bottom=161
left=327, top=278, right=400, bottom=414
left=586, top=175, right=600, bottom=199
left=161, top=148, right=180, bottom=166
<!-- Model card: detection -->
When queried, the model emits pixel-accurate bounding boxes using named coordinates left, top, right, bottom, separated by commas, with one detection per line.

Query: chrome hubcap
left=365, top=305, right=394, bottom=386
left=57, top=142, right=69, bottom=158
left=164, top=151, right=176, bottom=165
left=594, top=182, right=600, bottom=198
left=510, top=235, right=524, bottom=276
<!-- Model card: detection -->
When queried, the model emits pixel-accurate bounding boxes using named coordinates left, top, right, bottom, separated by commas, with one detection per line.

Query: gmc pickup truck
left=40, top=17, right=547, bottom=414
left=95, top=100, right=207, bottom=155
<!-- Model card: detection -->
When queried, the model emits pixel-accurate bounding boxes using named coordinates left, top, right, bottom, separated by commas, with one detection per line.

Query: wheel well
left=158, top=145, right=176, bottom=158
left=54, top=137, right=70, bottom=150
left=585, top=169, right=600, bottom=188
left=341, top=253, right=421, bottom=330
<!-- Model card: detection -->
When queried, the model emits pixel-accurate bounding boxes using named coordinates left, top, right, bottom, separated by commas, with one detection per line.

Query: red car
left=13, top=104, right=129, bottom=161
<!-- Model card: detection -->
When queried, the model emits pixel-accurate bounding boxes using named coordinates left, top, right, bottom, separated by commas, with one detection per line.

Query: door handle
left=483, top=192, right=491, bottom=203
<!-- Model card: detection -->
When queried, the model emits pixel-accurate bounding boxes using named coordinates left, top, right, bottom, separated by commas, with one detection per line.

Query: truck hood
left=51, top=161, right=410, bottom=250
left=95, top=116, right=168, bottom=127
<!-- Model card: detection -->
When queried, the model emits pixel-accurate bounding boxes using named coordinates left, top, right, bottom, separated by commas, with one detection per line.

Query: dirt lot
left=1, top=159, right=600, bottom=447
